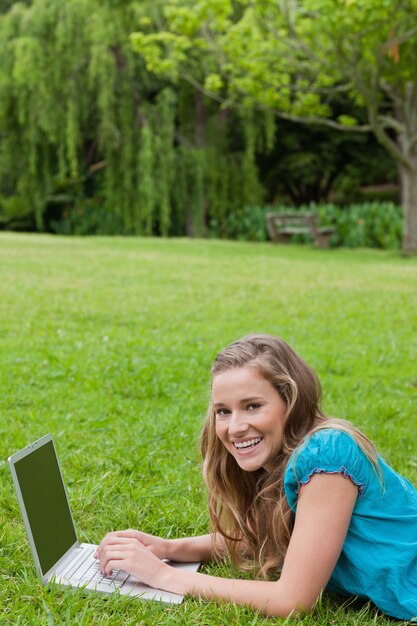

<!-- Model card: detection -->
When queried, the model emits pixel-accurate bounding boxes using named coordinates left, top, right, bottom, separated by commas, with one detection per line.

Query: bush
left=260, top=202, right=402, bottom=249
left=208, top=201, right=402, bottom=249
left=316, top=202, right=403, bottom=249
left=208, top=205, right=269, bottom=241
left=48, top=199, right=403, bottom=249
left=49, top=199, right=126, bottom=236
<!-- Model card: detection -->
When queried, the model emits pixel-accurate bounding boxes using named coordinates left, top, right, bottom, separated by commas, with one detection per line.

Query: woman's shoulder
left=283, top=427, right=373, bottom=510
left=290, top=427, right=363, bottom=463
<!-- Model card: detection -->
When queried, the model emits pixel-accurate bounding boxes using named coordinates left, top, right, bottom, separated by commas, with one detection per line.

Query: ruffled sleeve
left=284, top=428, right=372, bottom=512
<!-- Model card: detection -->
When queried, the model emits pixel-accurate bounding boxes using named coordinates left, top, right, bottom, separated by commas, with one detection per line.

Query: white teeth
left=234, top=437, right=262, bottom=449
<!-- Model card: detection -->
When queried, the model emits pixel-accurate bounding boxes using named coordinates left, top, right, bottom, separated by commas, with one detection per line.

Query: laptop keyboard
left=59, top=545, right=129, bottom=588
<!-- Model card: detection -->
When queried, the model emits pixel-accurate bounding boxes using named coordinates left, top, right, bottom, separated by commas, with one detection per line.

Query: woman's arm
left=97, top=473, right=357, bottom=617
left=165, top=532, right=226, bottom=562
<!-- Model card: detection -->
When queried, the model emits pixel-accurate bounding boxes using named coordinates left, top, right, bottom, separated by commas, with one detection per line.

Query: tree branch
left=182, top=72, right=373, bottom=133
left=271, top=110, right=372, bottom=133
left=182, top=73, right=225, bottom=105
left=409, top=134, right=417, bottom=151
left=380, top=80, right=403, bottom=108
left=378, top=115, right=405, bottom=134
left=368, top=103, right=411, bottom=168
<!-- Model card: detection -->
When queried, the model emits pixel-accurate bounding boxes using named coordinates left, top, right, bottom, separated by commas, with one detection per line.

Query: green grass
left=1, top=232, right=416, bottom=625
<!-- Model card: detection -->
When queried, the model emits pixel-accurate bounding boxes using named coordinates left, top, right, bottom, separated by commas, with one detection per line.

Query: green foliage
left=0, top=0, right=407, bottom=243
left=268, top=202, right=403, bottom=250
left=51, top=198, right=403, bottom=250
left=207, top=202, right=403, bottom=248
left=0, top=193, right=36, bottom=230
left=257, top=115, right=396, bottom=207
left=209, top=204, right=269, bottom=241
left=132, top=0, right=417, bottom=253
left=318, top=202, right=403, bottom=250
left=133, top=0, right=417, bottom=136
left=0, top=0, right=265, bottom=236
left=49, top=198, right=126, bottom=236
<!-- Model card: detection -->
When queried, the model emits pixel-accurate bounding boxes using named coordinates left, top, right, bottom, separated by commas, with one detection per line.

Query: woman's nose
left=228, top=410, right=248, bottom=436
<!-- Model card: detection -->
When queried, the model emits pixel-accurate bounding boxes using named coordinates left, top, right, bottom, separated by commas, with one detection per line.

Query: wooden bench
left=265, top=212, right=335, bottom=249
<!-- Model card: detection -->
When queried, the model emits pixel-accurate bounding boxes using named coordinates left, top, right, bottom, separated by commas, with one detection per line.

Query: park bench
left=265, top=211, right=335, bottom=249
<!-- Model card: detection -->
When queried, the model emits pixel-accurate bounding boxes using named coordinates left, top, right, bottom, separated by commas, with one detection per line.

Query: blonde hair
left=200, top=334, right=379, bottom=578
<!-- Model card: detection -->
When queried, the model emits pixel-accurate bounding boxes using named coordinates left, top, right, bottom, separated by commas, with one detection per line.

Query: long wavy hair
left=200, top=334, right=379, bottom=578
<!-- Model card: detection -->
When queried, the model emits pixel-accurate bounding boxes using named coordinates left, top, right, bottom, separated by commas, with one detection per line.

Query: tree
left=132, top=0, right=417, bottom=254
left=0, top=0, right=267, bottom=237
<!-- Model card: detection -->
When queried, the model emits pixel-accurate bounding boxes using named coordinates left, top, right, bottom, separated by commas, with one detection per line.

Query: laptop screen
left=13, top=439, right=77, bottom=575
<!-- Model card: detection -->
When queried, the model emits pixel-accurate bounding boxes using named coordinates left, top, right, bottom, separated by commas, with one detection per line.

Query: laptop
left=8, top=433, right=200, bottom=603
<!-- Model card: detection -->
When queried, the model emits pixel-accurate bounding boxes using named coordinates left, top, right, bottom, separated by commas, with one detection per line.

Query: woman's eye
left=216, top=408, right=230, bottom=417
left=247, top=403, right=261, bottom=411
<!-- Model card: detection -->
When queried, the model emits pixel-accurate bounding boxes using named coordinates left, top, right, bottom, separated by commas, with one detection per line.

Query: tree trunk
left=398, top=156, right=417, bottom=255
left=185, top=200, right=194, bottom=237
left=194, top=89, right=207, bottom=237
left=390, top=85, right=417, bottom=255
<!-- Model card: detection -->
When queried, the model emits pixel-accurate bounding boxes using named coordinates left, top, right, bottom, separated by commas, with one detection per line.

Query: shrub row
left=208, top=202, right=403, bottom=249
left=48, top=200, right=403, bottom=249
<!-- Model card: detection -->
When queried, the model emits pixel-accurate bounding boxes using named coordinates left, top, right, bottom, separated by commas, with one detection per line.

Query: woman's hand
left=95, top=529, right=170, bottom=587
left=95, top=530, right=220, bottom=566
left=95, top=529, right=169, bottom=560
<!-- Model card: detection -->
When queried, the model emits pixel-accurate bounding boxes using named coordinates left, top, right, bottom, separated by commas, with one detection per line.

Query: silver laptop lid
left=8, top=434, right=79, bottom=581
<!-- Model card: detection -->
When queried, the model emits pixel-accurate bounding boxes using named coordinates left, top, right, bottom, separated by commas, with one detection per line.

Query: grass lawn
left=1, top=232, right=416, bottom=625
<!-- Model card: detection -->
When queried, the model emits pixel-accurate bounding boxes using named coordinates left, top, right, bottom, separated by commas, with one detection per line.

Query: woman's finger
left=103, top=556, right=126, bottom=576
left=95, top=530, right=143, bottom=557
left=99, top=547, right=129, bottom=574
left=96, top=535, right=143, bottom=553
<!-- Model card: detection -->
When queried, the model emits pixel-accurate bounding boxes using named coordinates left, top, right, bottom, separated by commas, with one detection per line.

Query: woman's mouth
left=233, top=437, right=263, bottom=454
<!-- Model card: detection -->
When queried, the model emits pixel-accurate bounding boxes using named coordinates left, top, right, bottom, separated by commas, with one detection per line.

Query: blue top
left=283, top=428, right=417, bottom=621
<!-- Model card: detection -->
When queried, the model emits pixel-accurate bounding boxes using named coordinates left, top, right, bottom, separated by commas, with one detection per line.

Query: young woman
left=96, top=335, right=417, bottom=620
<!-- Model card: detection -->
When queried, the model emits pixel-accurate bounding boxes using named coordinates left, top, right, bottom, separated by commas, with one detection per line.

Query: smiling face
left=212, top=365, right=287, bottom=473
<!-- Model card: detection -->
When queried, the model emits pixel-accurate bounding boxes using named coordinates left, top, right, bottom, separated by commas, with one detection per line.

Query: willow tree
left=0, top=0, right=178, bottom=234
left=132, top=0, right=417, bottom=254
left=0, top=0, right=266, bottom=237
